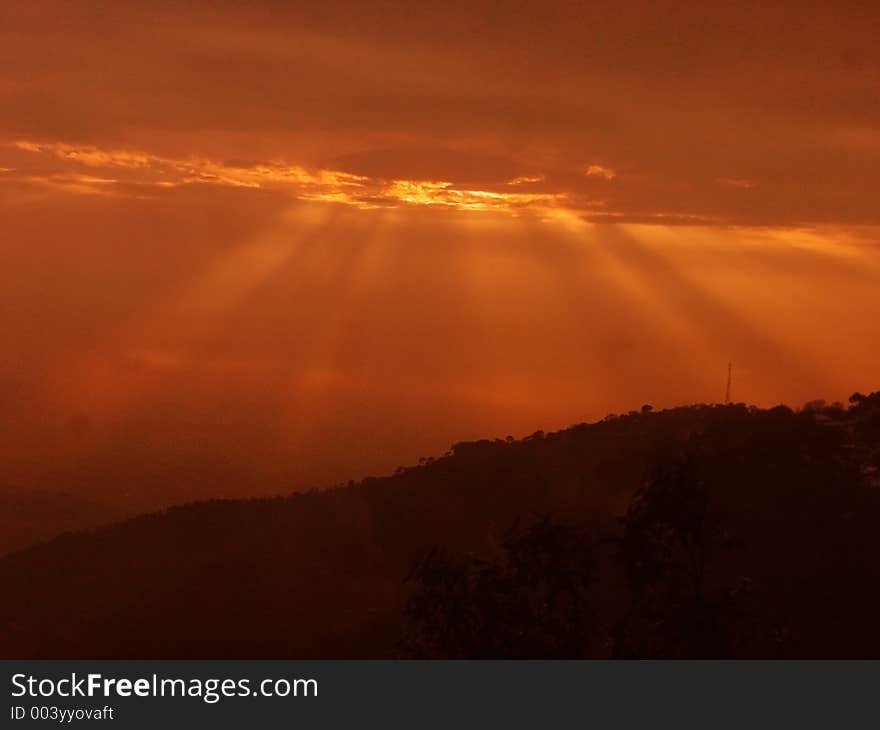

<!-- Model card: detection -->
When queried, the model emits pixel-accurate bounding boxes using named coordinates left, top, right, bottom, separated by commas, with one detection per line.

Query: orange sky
left=2, top=0, right=879, bottom=505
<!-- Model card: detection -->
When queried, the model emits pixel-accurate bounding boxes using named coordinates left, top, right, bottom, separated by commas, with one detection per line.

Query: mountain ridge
left=2, top=395, right=879, bottom=658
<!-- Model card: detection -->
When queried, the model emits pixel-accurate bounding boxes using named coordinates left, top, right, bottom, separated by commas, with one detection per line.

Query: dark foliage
left=402, top=517, right=595, bottom=658
left=401, top=462, right=756, bottom=658
left=613, top=460, right=748, bottom=658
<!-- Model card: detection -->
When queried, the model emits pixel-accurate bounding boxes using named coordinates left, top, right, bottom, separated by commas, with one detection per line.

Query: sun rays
left=3, top=135, right=880, bottom=499
left=37, top=191, right=880, bottom=442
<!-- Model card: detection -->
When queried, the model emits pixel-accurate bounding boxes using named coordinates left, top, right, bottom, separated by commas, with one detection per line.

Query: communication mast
left=725, top=361, right=732, bottom=404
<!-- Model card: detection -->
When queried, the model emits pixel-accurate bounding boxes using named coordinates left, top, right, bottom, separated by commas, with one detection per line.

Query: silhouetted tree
left=401, top=516, right=596, bottom=658
left=613, top=459, right=749, bottom=658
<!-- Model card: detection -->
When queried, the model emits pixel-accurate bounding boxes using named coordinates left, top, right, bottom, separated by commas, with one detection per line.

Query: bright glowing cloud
left=506, top=175, right=546, bottom=186
left=6, top=140, right=567, bottom=215
left=585, top=165, right=617, bottom=180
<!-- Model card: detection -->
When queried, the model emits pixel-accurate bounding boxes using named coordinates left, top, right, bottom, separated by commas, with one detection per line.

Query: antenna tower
left=725, top=361, right=732, bottom=404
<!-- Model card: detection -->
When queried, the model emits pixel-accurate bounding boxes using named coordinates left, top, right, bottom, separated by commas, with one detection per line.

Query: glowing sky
left=2, top=0, right=879, bottom=504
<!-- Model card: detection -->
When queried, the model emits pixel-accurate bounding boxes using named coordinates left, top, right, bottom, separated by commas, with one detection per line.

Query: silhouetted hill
left=2, top=395, right=879, bottom=658
left=0, top=489, right=130, bottom=557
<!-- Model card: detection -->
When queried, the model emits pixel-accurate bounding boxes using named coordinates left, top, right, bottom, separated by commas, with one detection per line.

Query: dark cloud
left=3, top=0, right=880, bottom=224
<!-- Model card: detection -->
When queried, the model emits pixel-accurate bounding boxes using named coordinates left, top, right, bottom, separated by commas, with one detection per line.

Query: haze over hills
left=0, top=489, right=133, bottom=557
left=1, top=392, right=878, bottom=658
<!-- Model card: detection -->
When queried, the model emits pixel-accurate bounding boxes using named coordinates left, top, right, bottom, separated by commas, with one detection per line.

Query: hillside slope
left=2, top=395, right=879, bottom=658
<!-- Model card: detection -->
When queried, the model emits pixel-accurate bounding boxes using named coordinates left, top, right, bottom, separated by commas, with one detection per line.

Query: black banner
left=3, top=660, right=875, bottom=728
